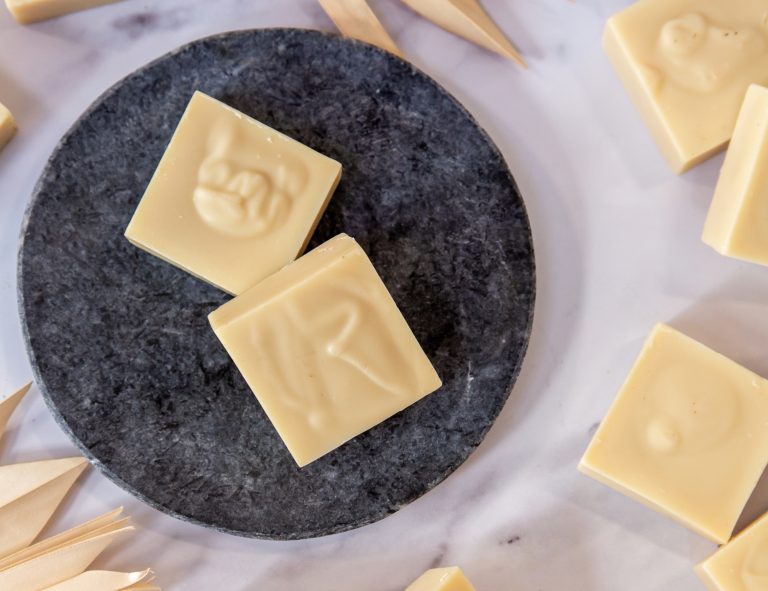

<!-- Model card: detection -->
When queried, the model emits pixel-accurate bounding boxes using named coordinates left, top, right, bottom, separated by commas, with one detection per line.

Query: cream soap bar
left=604, top=0, right=768, bottom=173
left=405, top=567, right=477, bottom=591
left=697, top=511, right=768, bottom=591
left=703, top=85, right=768, bottom=266
left=579, top=324, right=768, bottom=544
left=125, top=91, right=342, bottom=295
left=209, top=233, right=442, bottom=467
left=5, top=0, right=121, bottom=24
left=0, top=102, right=16, bottom=152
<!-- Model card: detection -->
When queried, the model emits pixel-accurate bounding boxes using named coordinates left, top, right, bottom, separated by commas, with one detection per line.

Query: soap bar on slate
left=208, top=233, right=442, bottom=467
left=4, top=0, right=121, bottom=24
left=703, top=84, right=768, bottom=266
left=696, top=511, right=768, bottom=591
left=125, top=91, right=342, bottom=295
left=579, top=324, right=768, bottom=544
left=0, top=102, right=17, bottom=152
left=603, top=0, right=768, bottom=173
left=405, top=567, right=477, bottom=591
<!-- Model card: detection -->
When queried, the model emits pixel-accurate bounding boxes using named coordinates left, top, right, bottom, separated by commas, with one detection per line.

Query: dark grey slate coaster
left=18, top=29, right=535, bottom=539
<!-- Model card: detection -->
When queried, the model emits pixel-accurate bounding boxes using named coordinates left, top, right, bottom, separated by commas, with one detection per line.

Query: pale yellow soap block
left=696, top=511, right=768, bottom=591
left=5, top=0, right=121, bottom=24
left=603, top=0, right=768, bottom=174
left=209, top=233, right=442, bottom=467
left=125, top=91, right=342, bottom=295
left=703, top=84, right=768, bottom=266
left=0, top=102, right=17, bottom=152
left=405, top=567, right=477, bottom=591
left=579, top=324, right=768, bottom=544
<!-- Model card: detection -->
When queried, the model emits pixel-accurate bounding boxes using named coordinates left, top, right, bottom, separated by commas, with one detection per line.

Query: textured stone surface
left=18, top=29, right=535, bottom=539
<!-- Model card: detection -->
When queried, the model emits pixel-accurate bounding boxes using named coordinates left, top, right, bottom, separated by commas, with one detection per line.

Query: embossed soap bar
left=125, top=91, right=342, bottom=295
left=579, top=324, right=768, bottom=544
left=697, top=511, right=768, bottom=591
left=703, top=84, right=768, bottom=266
left=5, top=0, right=121, bottom=24
left=0, top=101, right=16, bottom=152
left=405, top=567, right=477, bottom=591
left=604, top=0, right=768, bottom=173
left=208, top=233, right=442, bottom=467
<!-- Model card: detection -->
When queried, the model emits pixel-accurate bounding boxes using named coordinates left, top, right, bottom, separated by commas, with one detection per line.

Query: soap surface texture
left=580, top=323, right=768, bottom=544
left=209, top=233, right=442, bottom=467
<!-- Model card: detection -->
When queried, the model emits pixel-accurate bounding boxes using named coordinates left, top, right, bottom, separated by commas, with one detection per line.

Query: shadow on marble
left=669, top=276, right=768, bottom=380
left=490, top=0, right=544, bottom=62
left=738, top=465, right=768, bottom=535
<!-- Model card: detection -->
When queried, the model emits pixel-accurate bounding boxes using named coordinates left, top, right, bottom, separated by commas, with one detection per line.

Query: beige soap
left=0, top=102, right=17, bottom=152
left=5, top=0, right=121, bottom=24
left=405, top=567, right=476, bottom=591
left=703, top=84, right=768, bottom=266
left=319, top=0, right=402, bottom=57
left=579, top=324, right=768, bottom=544
left=125, top=91, right=341, bottom=295
left=697, top=511, right=768, bottom=591
left=209, top=233, right=442, bottom=467
left=604, top=0, right=768, bottom=173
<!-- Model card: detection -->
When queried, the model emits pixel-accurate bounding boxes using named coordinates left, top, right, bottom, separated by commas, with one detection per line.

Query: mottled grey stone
left=18, top=29, right=535, bottom=540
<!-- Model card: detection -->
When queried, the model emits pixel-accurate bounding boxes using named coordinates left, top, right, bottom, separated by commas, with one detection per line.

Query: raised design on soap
left=193, top=122, right=308, bottom=238
left=643, top=366, right=739, bottom=454
left=743, top=536, right=768, bottom=590
left=656, top=12, right=768, bottom=93
left=249, top=280, right=417, bottom=434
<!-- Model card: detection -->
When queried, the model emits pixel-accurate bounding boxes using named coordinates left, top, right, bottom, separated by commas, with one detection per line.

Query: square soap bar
left=209, top=233, right=442, bottom=467
left=405, top=567, right=477, bottom=591
left=604, top=0, right=768, bottom=173
left=696, top=511, right=768, bottom=591
left=125, top=91, right=342, bottom=295
left=703, top=84, right=768, bottom=266
left=0, top=102, right=16, bottom=152
left=579, top=324, right=768, bottom=544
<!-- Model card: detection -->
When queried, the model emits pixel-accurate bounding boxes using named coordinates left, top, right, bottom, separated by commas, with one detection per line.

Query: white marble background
left=1, top=0, right=767, bottom=589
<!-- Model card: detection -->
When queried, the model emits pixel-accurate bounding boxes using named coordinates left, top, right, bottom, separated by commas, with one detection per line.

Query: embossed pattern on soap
left=249, top=276, right=419, bottom=434
left=192, top=121, right=308, bottom=238
left=643, top=365, right=739, bottom=455
left=744, top=536, right=768, bottom=589
left=656, top=12, right=768, bottom=93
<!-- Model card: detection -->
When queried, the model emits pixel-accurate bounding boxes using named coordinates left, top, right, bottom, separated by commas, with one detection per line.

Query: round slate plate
left=18, top=29, right=535, bottom=539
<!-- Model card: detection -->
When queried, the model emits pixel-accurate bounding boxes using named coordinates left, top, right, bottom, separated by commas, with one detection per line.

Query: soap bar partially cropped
left=5, top=0, right=121, bottom=24
left=702, top=84, right=768, bottom=266
left=405, top=567, right=477, bottom=591
left=579, top=324, right=768, bottom=544
left=209, top=233, right=442, bottom=467
left=125, top=91, right=342, bottom=295
left=603, top=0, right=768, bottom=173
left=0, top=102, right=17, bottom=152
left=696, top=511, right=768, bottom=591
